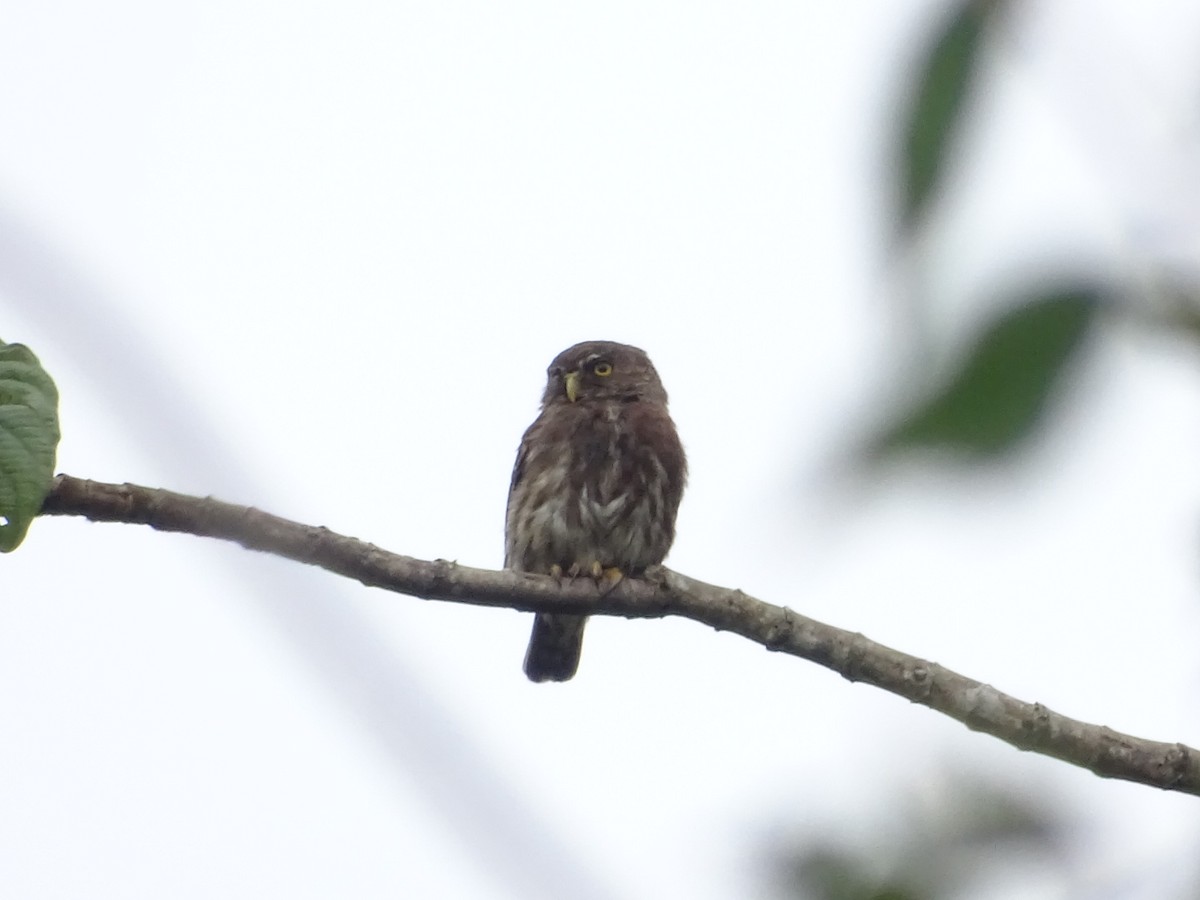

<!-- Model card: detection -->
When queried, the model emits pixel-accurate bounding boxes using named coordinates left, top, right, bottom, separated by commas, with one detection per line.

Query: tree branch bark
left=39, top=473, right=1200, bottom=797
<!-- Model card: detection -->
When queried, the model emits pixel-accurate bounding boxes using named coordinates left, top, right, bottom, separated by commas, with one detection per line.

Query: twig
left=39, top=473, right=1200, bottom=796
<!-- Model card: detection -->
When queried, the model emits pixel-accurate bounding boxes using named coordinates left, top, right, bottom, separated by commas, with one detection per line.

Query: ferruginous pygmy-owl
left=505, top=340, right=687, bottom=682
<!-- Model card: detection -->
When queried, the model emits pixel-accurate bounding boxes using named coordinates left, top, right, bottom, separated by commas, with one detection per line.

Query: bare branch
left=39, top=474, right=1200, bottom=796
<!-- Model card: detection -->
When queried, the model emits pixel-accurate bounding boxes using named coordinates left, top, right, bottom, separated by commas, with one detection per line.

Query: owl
left=505, top=341, right=687, bottom=681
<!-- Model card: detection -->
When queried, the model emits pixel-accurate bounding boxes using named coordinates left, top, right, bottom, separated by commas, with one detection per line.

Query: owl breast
left=505, top=404, right=676, bottom=575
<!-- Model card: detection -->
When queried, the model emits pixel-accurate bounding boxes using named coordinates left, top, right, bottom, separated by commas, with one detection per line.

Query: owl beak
left=564, top=370, right=581, bottom=403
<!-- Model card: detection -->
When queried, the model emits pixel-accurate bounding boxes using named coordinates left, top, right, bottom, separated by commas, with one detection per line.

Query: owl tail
left=524, top=613, right=587, bottom=682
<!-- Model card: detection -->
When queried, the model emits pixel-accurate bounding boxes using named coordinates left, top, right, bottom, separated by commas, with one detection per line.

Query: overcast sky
left=4, top=1, right=1200, bottom=898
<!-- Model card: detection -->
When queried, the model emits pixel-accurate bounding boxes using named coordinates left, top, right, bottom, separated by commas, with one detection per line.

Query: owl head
left=540, top=340, right=668, bottom=407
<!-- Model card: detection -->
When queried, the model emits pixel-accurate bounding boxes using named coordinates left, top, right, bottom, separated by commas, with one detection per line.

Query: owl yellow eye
left=593, top=362, right=613, bottom=377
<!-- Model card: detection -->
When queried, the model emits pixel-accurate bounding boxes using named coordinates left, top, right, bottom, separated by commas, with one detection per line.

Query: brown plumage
left=505, top=340, right=687, bottom=682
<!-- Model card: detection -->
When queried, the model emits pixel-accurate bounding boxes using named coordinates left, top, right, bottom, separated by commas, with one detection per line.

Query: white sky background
left=3, top=1, right=1200, bottom=898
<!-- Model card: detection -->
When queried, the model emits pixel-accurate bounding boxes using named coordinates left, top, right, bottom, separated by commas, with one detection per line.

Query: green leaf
left=900, top=0, right=1005, bottom=230
left=0, top=340, right=60, bottom=551
left=875, top=288, right=1100, bottom=458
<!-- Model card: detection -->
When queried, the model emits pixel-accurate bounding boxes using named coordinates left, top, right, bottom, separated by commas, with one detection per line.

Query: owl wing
left=503, top=426, right=533, bottom=569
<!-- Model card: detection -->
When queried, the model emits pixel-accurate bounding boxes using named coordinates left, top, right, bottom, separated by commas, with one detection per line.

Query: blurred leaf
left=0, top=339, right=60, bottom=551
left=900, top=0, right=1006, bottom=231
left=768, top=772, right=1070, bottom=900
left=941, top=781, right=1062, bottom=850
left=874, top=288, right=1100, bottom=458
left=783, top=846, right=922, bottom=900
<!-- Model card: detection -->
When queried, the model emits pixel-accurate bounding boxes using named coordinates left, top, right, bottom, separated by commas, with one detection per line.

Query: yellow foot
left=597, top=566, right=623, bottom=596
left=554, top=562, right=622, bottom=592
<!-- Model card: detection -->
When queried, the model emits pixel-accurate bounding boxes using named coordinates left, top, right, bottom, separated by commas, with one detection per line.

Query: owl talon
left=549, top=563, right=565, bottom=587
left=597, top=566, right=623, bottom=596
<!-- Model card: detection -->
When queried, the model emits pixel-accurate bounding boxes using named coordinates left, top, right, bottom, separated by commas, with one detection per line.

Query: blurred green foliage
left=769, top=776, right=1067, bottom=900
left=881, top=0, right=1131, bottom=460
left=874, top=289, right=1100, bottom=457
left=900, top=0, right=1007, bottom=231
left=833, top=0, right=1200, bottom=894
